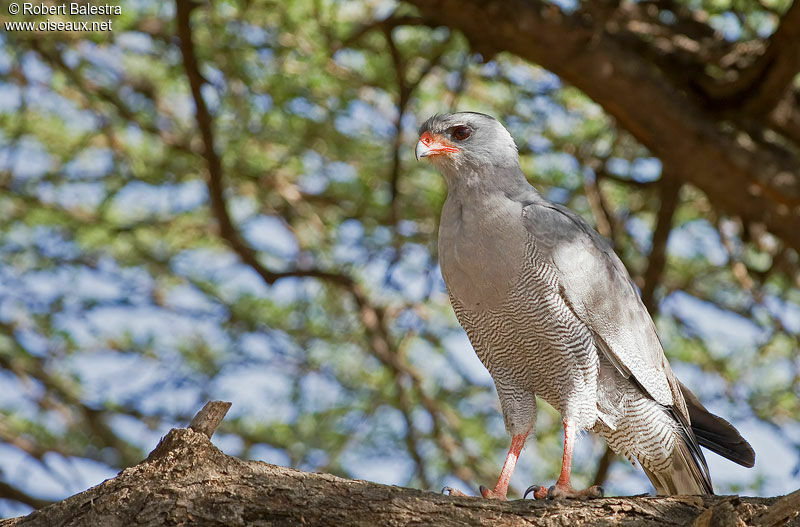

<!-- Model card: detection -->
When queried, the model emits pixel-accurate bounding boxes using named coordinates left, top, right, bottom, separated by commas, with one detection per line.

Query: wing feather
left=522, top=199, right=687, bottom=417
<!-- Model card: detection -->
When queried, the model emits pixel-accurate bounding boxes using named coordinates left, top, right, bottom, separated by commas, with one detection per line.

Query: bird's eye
left=451, top=126, right=472, bottom=141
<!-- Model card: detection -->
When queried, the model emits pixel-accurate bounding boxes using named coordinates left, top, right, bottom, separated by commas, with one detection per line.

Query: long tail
left=642, top=384, right=755, bottom=495
left=680, top=382, right=755, bottom=468
left=597, top=388, right=714, bottom=495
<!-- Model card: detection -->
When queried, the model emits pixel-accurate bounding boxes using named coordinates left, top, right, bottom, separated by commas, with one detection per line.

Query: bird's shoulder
left=519, top=197, right=617, bottom=263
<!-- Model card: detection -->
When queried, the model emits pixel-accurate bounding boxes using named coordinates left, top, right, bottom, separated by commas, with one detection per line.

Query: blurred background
left=0, top=0, right=799, bottom=518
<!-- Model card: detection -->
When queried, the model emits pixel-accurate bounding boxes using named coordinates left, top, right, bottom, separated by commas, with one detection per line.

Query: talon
left=479, top=485, right=505, bottom=499
left=523, top=484, right=549, bottom=500
left=593, top=485, right=605, bottom=498
left=442, top=486, right=469, bottom=497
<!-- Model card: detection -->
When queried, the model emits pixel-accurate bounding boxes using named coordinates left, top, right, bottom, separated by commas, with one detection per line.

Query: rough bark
left=405, top=0, right=800, bottom=251
left=2, top=403, right=798, bottom=527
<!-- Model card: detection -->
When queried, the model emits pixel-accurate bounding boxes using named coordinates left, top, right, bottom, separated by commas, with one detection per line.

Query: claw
left=523, top=485, right=537, bottom=499
left=523, top=484, right=549, bottom=500
left=479, top=485, right=506, bottom=500
left=442, top=486, right=470, bottom=497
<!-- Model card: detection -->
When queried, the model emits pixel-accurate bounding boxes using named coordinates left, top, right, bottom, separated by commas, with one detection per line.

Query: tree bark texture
left=2, top=407, right=798, bottom=527
left=405, top=0, right=800, bottom=251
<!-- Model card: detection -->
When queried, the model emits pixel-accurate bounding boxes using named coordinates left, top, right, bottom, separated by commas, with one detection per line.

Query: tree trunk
left=1, top=402, right=797, bottom=527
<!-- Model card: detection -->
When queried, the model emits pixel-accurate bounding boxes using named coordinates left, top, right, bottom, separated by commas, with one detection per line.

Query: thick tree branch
left=404, top=0, right=800, bottom=251
left=0, top=483, right=50, bottom=511
left=755, top=487, right=800, bottom=527
left=2, top=404, right=794, bottom=527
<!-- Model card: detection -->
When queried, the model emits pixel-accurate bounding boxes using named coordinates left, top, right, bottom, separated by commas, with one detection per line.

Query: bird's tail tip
left=680, top=382, right=755, bottom=468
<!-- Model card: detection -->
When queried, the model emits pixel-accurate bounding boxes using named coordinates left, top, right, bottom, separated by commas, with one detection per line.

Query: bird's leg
left=443, top=432, right=528, bottom=500
left=479, top=432, right=528, bottom=499
left=524, top=420, right=604, bottom=500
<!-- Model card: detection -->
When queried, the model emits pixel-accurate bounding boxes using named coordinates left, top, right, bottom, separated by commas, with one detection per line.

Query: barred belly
left=449, top=239, right=600, bottom=432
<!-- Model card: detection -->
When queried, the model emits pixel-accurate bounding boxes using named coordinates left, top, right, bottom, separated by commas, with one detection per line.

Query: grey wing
left=522, top=199, right=687, bottom=418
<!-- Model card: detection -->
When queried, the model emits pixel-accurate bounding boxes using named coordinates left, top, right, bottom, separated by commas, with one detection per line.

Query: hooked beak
left=415, top=131, right=459, bottom=160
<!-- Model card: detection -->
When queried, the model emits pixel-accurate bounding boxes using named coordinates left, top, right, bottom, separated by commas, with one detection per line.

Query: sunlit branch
left=640, top=175, right=681, bottom=314
left=175, top=0, right=352, bottom=289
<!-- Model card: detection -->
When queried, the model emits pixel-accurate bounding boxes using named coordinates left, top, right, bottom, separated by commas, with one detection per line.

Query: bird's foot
left=442, top=486, right=470, bottom=497
left=524, top=483, right=604, bottom=500
left=479, top=485, right=507, bottom=500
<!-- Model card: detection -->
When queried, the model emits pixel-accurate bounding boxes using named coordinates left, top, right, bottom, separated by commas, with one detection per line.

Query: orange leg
left=444, top=432, right=528, bottom=500
left=557, top=418, right=576, bottom=486
left=480, top=432, right=528, bottom=499
left=524, top=420, right=604, bottom=500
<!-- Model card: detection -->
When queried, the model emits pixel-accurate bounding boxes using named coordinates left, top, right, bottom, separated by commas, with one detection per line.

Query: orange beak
left=415, top=131, right=459, bottom=160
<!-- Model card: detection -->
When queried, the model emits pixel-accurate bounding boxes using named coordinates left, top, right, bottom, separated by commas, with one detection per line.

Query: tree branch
left=755, top=487, right=800, bottom=526
left=2, top=404, right=793, bottom=526
left=592, top=176, right=680, bottom=487
left=173, top=3, right=491, bottom=490
left=188, top=401, right=231, bottom=439
left=641, top=175, right=681, bottom=314
left=714, top=1, right=800, bottom=117
left=591, top=446, right=616, bottom=487
left=0, top=482, right=51, bottom=511
left=175, top=0, right=354, bottom=289
left=339, top=15, right=429, bottom=50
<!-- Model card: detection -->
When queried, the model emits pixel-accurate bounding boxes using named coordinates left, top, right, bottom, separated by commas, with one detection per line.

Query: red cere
left=419, top=131, right=459, bottom=154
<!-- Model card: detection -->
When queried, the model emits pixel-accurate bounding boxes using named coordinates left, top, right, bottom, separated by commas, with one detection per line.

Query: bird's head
left=415, top=112, right=520, bottom=177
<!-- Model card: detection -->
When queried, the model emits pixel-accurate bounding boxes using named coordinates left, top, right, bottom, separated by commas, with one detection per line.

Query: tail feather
left=597, top=374, right=753, bottom=496
left=642, top=437, right=712, bottom=495
left=680, top=382, right=756, bottom=468
left=645, top=384, right=756, bottom=495
left=652, top=407, right=714, bottom=495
